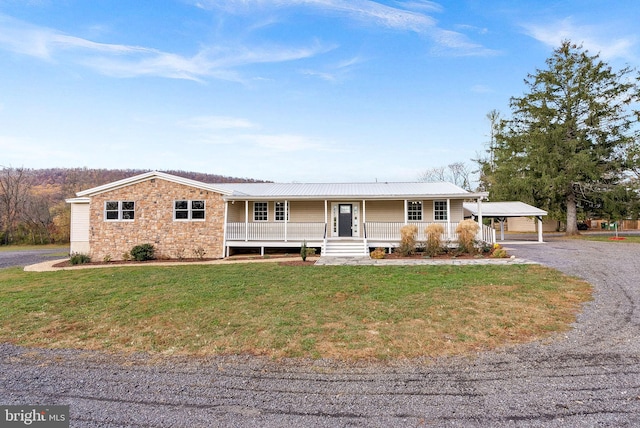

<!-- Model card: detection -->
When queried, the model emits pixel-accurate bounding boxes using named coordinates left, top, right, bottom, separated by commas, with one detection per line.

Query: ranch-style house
left=66, top=171, right=496, bottom=260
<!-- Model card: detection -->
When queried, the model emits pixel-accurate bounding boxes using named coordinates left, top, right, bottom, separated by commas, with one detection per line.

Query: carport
left=464, top=201, right=547, bottom=243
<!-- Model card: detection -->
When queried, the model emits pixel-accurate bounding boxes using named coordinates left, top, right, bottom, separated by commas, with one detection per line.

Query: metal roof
left=463, top=201, right=547, bottom=217
left=72, top=171, right=487, bottom=200
left=216, top=182, right=484, bottom=200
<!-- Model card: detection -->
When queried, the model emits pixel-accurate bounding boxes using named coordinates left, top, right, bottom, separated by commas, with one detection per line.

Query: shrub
left=130, top=243, right=155, bottom=261
left=102, top=254, right=112, bottom=263
left=491, top=243, right=508, bottom=258
left=455, top=219, right=480, bottom=255
left=121, top=251, right=131, bottom=261
left=398, top=224, right=418, bottom=256
left=193, top=246, right=206, bottom=259
left=424, top=223, right=445, bottom=257
left=370, top=247, right=386, bottom=259
left=70, top=253, right=90, bottom=265
left=301, top=241, right=308, bottom=261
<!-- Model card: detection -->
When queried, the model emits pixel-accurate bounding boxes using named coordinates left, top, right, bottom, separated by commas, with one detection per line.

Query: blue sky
left=0, top=1, right=638, bottom=183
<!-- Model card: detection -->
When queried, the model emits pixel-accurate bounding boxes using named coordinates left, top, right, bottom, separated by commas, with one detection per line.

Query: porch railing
left=226, top=221, right=495, bottom=244
left=226, top=222, right=325, bottom=241
left=365, top=221, right=495, bottom=244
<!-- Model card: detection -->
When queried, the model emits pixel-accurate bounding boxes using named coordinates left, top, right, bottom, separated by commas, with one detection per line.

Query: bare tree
left=0, top=167, right=32, bottom=245
left=419, top=162, right=474, bottom=191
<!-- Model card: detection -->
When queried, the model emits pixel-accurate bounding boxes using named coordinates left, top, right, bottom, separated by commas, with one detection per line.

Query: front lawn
left=0, top=263, right=591, bottom=361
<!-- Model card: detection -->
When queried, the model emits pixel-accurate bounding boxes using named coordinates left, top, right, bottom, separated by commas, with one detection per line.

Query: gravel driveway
left=0, top=248, right=68, bottom=269
left=2, top=239, right=640, bottom=427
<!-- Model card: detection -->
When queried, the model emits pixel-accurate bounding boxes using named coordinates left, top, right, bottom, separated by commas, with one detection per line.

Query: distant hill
left=29, top=168, right=268, bottom=198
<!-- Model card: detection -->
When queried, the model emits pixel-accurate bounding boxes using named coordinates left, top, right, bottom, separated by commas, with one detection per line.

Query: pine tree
left=489, top=41, right=638, bottom=235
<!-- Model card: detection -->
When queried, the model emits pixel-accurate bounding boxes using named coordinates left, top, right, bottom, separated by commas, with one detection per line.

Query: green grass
left=0, top=244, right=69, bottom=252
left=0, top=263, right=592, bottom=361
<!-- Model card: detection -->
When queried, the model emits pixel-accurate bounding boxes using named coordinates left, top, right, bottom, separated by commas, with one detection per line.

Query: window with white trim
left=434, top=200, right=448, bottom=221
left=105, top=201, right=135, bottom=221
left=407, top=201, right=422, bottom=221
left=275, top=201, right=289, bottom=221
left=254, top=202, right=268, bottom=221
left=174, top=200, right=205, bottom=220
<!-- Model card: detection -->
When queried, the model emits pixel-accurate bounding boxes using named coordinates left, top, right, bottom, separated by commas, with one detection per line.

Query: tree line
left=0, top=167, right=265, bottom=246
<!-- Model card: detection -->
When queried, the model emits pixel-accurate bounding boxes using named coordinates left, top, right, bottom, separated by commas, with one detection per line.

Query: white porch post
left=447, top=198, right=451, bottom=239
left=404, top=200, right=408, bottom=225
left=223, top=200, right=228, bottom=258
left=476, top=197, right=483, bottom=242
left=284, top=200, right=288, bottom=242
left=245, top=201, right=249, bottom=242
left=537, top=216, right=544, bottom=243
left=362, top=199, right=366, bottom=236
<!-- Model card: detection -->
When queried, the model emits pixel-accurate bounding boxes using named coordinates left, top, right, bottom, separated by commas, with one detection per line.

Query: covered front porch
left=224, top=198, right=495, bottom=256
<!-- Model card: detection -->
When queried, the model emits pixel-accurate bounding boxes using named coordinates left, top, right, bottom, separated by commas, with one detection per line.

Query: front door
left=338, top=204, right=352, bottom=237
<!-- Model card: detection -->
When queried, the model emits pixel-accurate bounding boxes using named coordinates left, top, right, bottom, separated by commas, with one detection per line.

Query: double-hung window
left=174, top=200, right=205, bottom=220
left=254, top=202, right=268, bottom=221
left=275, top=201, right=289, bottom=222
left=105, top=201, right=135, bottom=221
left=407, top=201, right=423, bottom=221
left=434, top=200, right=448, bottom=221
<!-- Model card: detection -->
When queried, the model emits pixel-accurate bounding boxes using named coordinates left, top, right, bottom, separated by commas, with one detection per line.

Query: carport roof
left=464, top=201, right=547, bottom=218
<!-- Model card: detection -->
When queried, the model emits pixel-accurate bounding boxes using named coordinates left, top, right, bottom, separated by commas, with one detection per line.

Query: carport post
left=537, top=216, right=544, bottom=243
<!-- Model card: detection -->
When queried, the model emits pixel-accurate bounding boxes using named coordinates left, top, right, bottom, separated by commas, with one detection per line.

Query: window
left=434, top=200, right=448, bottom=221
left=275, top=201, right=289, bottom=221
left=174, top=200, right=205, bottom=220
left=105, top=201, right=135, bottom=221
left=254, top=202, right=268, bottom=221
left=407, top=201, right=422, bottom=221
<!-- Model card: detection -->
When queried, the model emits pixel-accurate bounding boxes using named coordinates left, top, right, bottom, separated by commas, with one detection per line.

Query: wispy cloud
left=194, top=0, right=497, bottom=56
left=300, top=55, right=365, bottom=81
left=179, top=116, right=258, bottom=130
left=0, top=13, right=330, bottom=82
left=522, top=17, right=638, bottom=61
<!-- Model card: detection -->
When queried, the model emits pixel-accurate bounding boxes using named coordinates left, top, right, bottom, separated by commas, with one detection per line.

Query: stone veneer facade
left=89, top=178, right=225, bottom=261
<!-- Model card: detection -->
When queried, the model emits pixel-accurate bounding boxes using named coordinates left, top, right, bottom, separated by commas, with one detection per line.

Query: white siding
left=70, top=202, right=90, bottom=254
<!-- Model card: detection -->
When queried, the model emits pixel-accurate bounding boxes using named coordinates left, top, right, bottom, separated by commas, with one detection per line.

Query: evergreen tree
left=487, top=41, right=638, bottom=235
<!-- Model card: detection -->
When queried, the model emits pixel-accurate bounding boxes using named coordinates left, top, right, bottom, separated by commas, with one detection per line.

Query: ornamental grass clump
left=455, top=219, right=480, bottom=255
left=425, top=223, right=445, bottom=257
left=398, top=224, right=418, bottom=256
left=370, top=247, right=386, bottom=259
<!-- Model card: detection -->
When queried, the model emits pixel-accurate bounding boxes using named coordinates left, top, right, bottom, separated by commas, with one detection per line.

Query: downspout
left=323, top=199, right=328, bottom=256
left=223, top=200, right=228, bottom=258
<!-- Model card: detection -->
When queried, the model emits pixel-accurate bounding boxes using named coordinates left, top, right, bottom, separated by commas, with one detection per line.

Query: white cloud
left=194, top=0, right=497, bottom=56
left=470, top=84, right=492, bottom=94
left=522, top=17, right=638, bottom=61
left=0, top=13, right=331, bottom=82
left=239, top=133, right=325, bottom=151
left=180, top=116, right=257, bottom=130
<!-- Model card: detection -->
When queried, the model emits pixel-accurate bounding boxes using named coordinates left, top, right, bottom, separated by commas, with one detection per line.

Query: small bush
left=455, top=220, right=480, bottom=255
left=130, top=244, right=155, bottom=261
left=175, top=248, right=186, bottom=260
left=193, top=246, right=206, bottom=259
left=490, top=243, right=508, bottom=258
left=102, top=254, right=112, bottom=263
left=425, top=223, right=445, bottom=257
left=70, top=253, right=90, bottom=265
left=398, top=224, right=418, bottom=256
left=370, top=247, right=386, bottom=259
left=121, top=251, right=131, bottom=261
left=301, top=241, right=308, bottom=261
